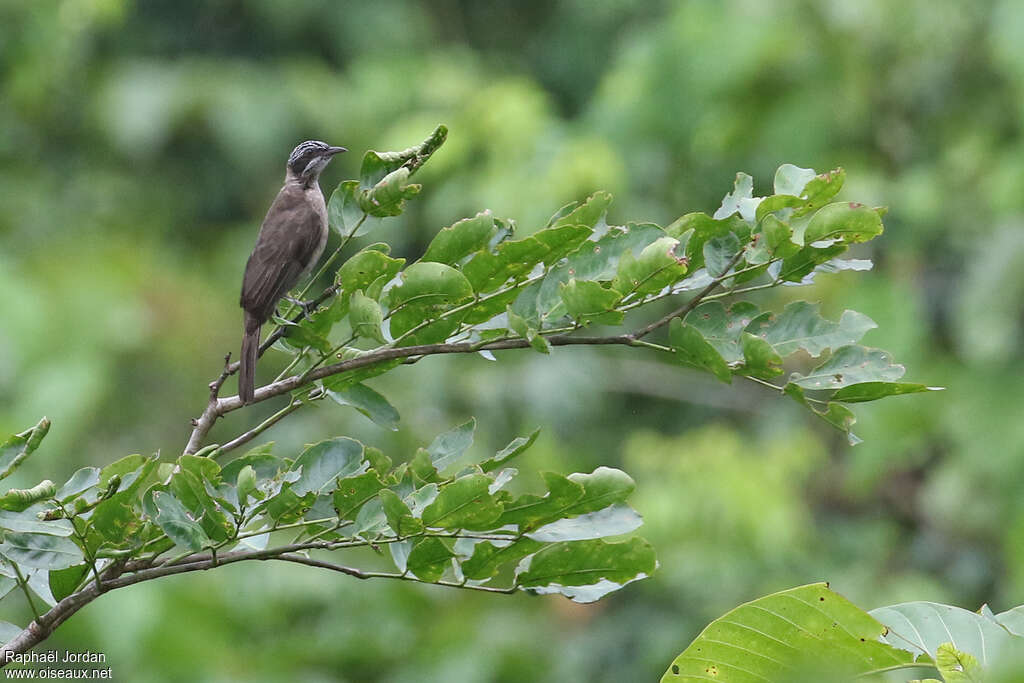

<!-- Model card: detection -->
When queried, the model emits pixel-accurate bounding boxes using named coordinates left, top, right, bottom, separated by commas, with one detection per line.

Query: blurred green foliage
left=1, top=0, right=1023, bottom=681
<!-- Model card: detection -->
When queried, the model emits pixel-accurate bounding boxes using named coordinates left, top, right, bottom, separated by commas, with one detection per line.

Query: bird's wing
left=240, top=185, right=325, bottom=321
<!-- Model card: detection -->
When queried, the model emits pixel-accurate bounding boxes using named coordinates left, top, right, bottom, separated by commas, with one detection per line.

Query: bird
left=238, top=140, right=346, bottom=404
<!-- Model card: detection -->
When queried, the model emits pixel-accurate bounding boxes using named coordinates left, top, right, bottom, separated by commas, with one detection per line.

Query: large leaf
left=683, top=301, right=761, bottom=364
left=461, top=538, right=543, bottom=581
left=0, top=533, right=83, bottom=571
left=290, top=438, right=365, bottom=496
left=421, top=211, right=496, bottom=265
left=831, top=382, right=943, bottom=403
left=870, top=602, right=1024, bottom=667
left=662, top=583, right=917, bottom=682
left=612, top=236, right=689, bottom=296
left=516, top=537, right=655, bottom=603
left=559, top=279, right=623, bottom=326
left=525, top=504, right=642, bottom=542
left=420, top=474, right=503, bottom=531
left=668, top=318, right=731, bottom=383
left=0, top=417, right=50, bottom=481
left=336, top=246, right=405, bottom=297
left=746, top=301, right=877, bottom=357
left=406, top=537, right=454, bottom=582
left=326, top=383, right=400, bottom=431
left=425, top=418, right=476, bottom=472
left=790, top=345, right=905, bottom=390
left=151, top=490, right=210, bottom=552
left=463, top=224, right=591, bottom=293
left=357, top=167, right=421, bottom=217
left=387, top=262, right=474, bottom=345
left=332, top=471, right=386, bottom=521
left=802, top=201, right=884, bottom=245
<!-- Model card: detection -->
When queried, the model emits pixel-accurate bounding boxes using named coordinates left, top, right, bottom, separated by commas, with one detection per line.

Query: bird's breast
left=305, top=184, right=329, bottom=271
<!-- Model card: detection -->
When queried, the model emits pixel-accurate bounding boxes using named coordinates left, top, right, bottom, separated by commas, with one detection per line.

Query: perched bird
left=238, top=140, right=346, bottom=404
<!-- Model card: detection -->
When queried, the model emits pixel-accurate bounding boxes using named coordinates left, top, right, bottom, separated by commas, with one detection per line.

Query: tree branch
left=183, top=251, right=749, bottom=455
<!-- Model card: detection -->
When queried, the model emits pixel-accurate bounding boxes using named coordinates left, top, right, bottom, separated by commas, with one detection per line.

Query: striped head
left=287, top=140, right=347, bottom=182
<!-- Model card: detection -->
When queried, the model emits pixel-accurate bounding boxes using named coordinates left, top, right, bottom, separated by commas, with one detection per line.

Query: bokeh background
left=2, top=0, right=1024, bottom=680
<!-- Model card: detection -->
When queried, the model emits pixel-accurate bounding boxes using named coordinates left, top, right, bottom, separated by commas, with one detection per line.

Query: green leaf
left=778, top=242, right=848, bottom=282
left=378, top=489, right=424, bottom=537
left=563, top=467, right=636, bottom=516
left=612, top=236, right=689, bottom=296
left=359, top=124, right=447, bottom=188
left=703, top=233, right=740, bottom=278
left=746, top=302, right=877, bottom=357
left=49, top=564, right=89, bottom=602
left=662, top=583, right=916, bottom=681
left=151, top=490, right=211, bottom=552
left=388, top=262, right=474, bottom=345
left=935, top=643, right=982, bottom=683
left=713, top=172, right=757, bottom=222
left=564, top=222, right=666, bottom=282
left=327, top=383, right=400, bottom=431
left=337, top=247, right=405, bottom=297
left=290, top=438, right=365, bottom=496
left=462, top=538, right=544, bottom=581
left=0, top=507, right=72, bottom=537
left=783, top=384, right=862, bottom=445
left=506, top=308, right=552, bottom=354
left=0, top=480, right=56, bottom=512
left=549, top=191, right=612, bottom=229
left=790, top=345, right=905, bottom=390
left=759, top=214, right=800, bottom=258
left=831, top=382, right=944, bottom=403
left=168, top=458, right=233, bottom=542
left=406, top=537, right=454, bottom=582
left=526, top=504, right=642, bottom=542
left=421, top=474, right=503, bottom=531
left=795, top=167, right=846, bottom=215
left=683, top=301, right=761, bottom=364
left=0, top=417, right=50, bottom=481
left=559, top=279, right=623, bottom=326
left=739, top=333, right=783, bottom=379
left=0, top=532, right=82, bottom=571
left=668, top=318, right=731, bottom=383
left=357, top=166, right=421, bottom=217
left=480, top=428, right=540, bottom=473
left=90, top=492, right=145, bottom=544
left=803, top=201, right=884, bottom=245
left=426, top=418, right=476, bottom=472
left=667, top=212, right=749, bottom=273
left=348, top=290, right=386, bottom=343
left=499, top=472, right=584, bottom=529
left=422, top=211, right=496, bottom=265
left=327, top=179, right=381, bottom=237
left=870, top=601, right=1023, bottom=666
left=278, top=319, right=332, bottom=354
left=462, top=224, right=592, bottom=293
left=235, top=465, right=257, bottom=505
left=773, top=164, right=817, bottom=196
left=516, top=537, right=655, bottom=603
left=220, top=443, right=282, bottom=484
left=56, top=468, right=101, bottom=502
left=332, top=471, right=386, bottom=521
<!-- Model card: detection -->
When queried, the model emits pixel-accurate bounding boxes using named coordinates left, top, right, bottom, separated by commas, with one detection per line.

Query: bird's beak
left=327, top=146, right=347, bottom=156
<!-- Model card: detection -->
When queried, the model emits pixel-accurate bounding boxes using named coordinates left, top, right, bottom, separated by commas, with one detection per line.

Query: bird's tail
left=239, top=312, right=261, bottom=404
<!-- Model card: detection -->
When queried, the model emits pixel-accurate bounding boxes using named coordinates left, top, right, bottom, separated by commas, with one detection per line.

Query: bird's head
left=287, top=140, right=346, bottom=184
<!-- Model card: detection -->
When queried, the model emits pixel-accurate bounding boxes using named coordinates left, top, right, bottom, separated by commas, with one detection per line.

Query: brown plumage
left=238, top=140, right=345, bottom=404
